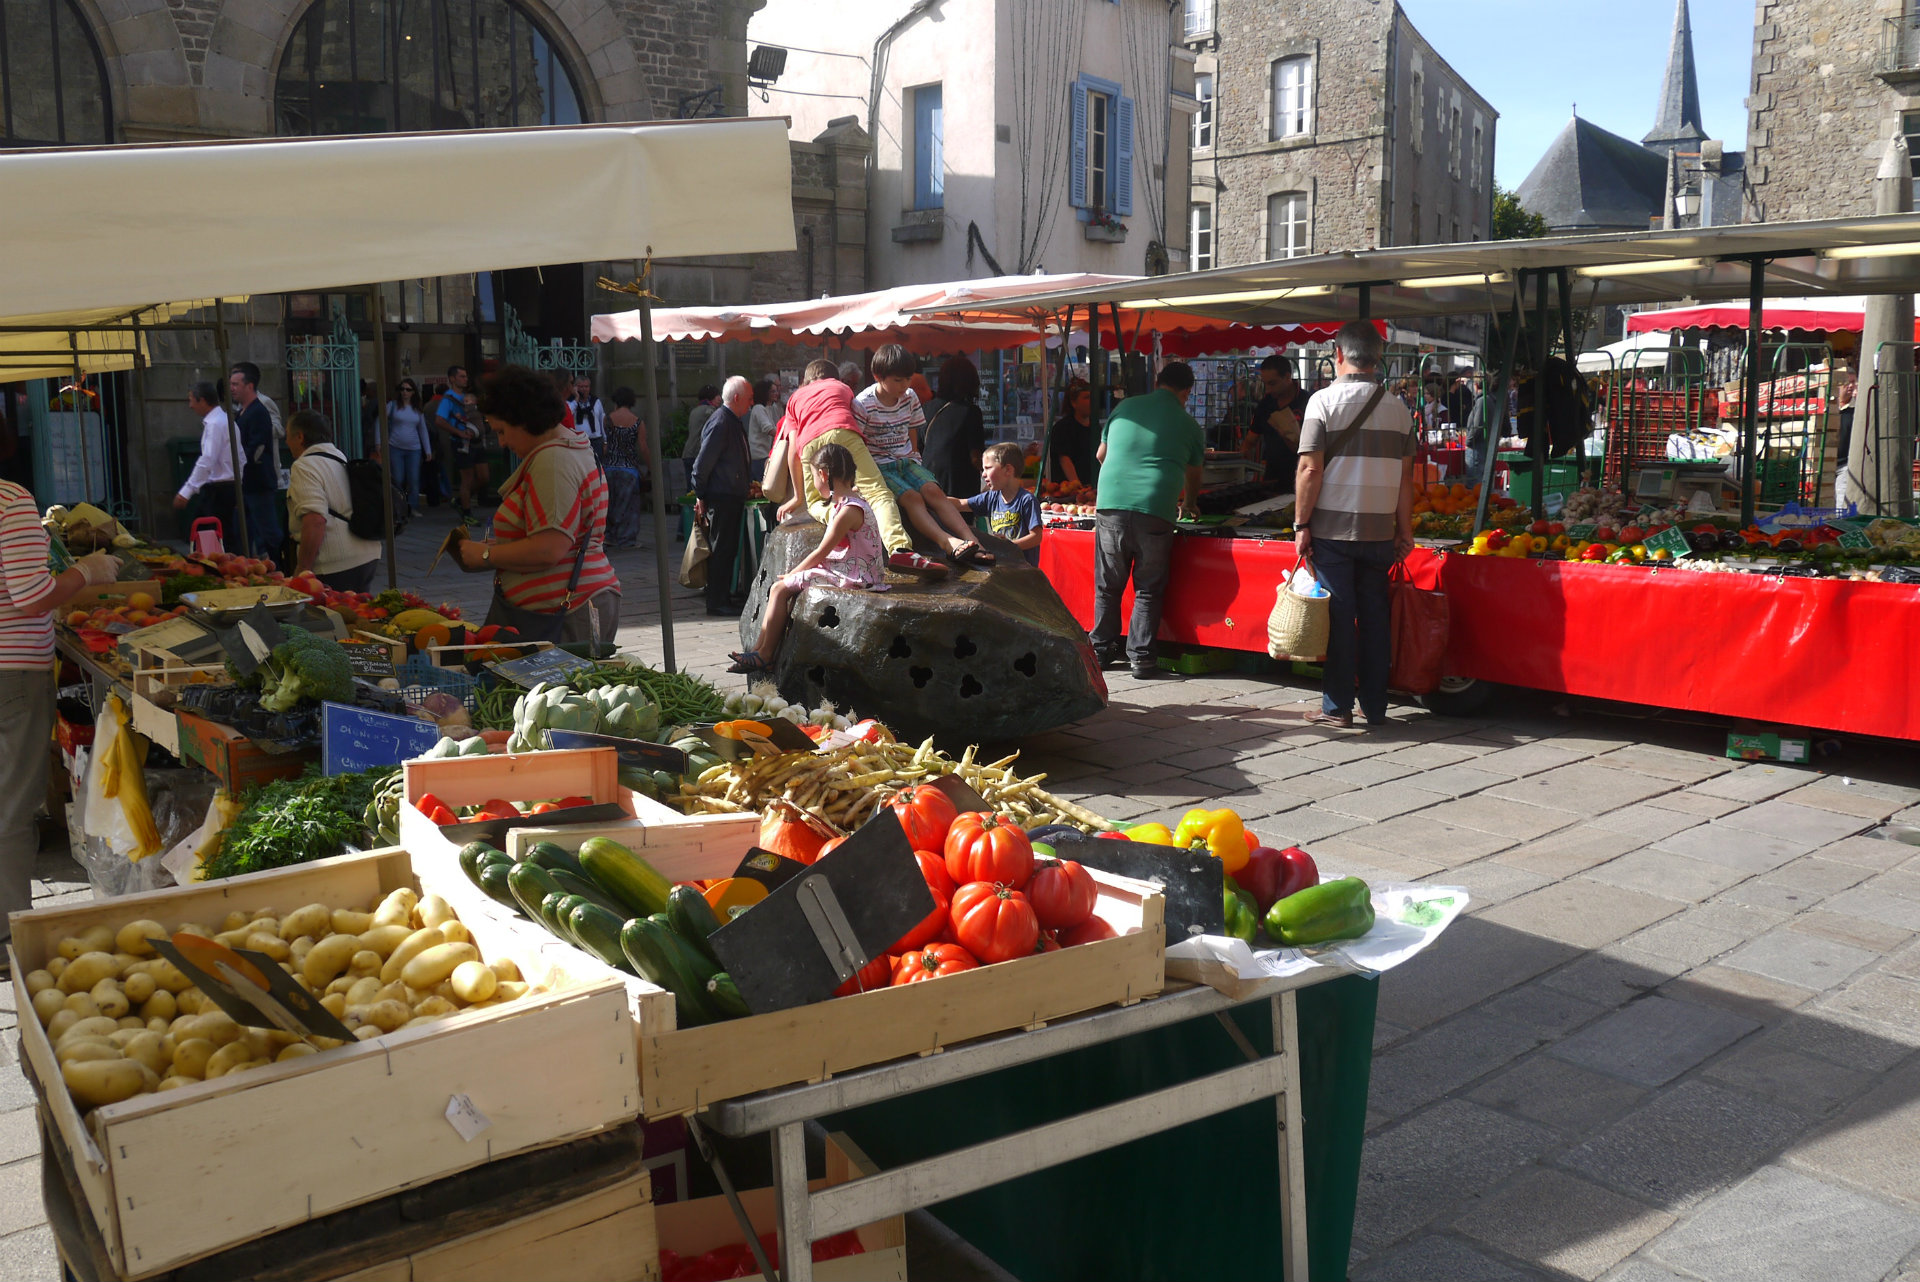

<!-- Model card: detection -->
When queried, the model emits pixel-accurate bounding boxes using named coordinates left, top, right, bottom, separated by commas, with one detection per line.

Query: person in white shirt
left=570, top=375, right=605, bottom=456
left=747, top=376, right=782, bottom=475
left=172, top=381, right=239, bottom=537
left=285, top=410, right=382, bottom=592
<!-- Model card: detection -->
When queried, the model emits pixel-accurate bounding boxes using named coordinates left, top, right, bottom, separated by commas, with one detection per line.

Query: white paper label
left=444, top=1093, right=492, bottom=1142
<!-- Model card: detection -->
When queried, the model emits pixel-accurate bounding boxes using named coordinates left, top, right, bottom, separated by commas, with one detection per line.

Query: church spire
left=1644, top=0, right=1706, bottom=155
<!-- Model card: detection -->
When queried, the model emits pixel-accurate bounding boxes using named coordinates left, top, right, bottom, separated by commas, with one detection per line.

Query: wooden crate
left=503, top=788, right=758, bottom=860
left=654, top=1132, right=905, bottom=1282
left=12, top=847, right=636, bottom=1280
left=174, top=710, right=318, bottom=793
left=410, top=808, right=1167, bottom=1118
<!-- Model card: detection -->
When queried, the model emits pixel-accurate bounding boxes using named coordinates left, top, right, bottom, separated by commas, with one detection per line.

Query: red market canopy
left=1624, top=296, right=1920, bottom=338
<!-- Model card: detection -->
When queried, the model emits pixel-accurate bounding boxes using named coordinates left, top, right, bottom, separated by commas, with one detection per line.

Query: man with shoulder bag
left=1293, top=321, right=1419, bottom=730
left=286, top=410, right=383, bottom=592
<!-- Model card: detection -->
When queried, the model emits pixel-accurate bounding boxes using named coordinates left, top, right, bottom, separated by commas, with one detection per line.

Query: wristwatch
left=1296, top=520, right=1311, bottom=531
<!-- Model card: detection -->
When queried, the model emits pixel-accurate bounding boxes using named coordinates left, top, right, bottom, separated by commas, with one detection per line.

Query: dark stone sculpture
left=738, top=517, right=1108, bottom=743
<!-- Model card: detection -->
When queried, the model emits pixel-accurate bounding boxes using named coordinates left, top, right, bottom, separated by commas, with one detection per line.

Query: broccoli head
left=257, top=630, right=357, bottom=712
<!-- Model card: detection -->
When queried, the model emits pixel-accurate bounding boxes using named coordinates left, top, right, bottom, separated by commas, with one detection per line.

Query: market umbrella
left=1623, top=295, right=1920, bottom=338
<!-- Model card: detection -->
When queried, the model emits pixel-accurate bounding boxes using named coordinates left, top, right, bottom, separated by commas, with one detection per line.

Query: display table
left=1040, top=527, right=1920, bottom=741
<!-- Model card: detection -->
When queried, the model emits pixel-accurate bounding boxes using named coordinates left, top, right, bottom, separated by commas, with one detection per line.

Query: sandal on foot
left=953, top=542, right=997, bottom=568
left=727, top=651, right=771, bottom=674
left=1305, top=711, right=1354, bottom=729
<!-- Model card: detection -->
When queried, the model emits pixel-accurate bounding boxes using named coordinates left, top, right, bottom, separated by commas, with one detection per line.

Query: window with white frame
left=1071, top=74, right=1135, bottom=215
left=1266, top=191, right=1308, bottom=259
left=1182, top=0, right=1213, bottom=39
left=1190, top=203, right=1214, bottom=270
left=1410, top=69, right=1424, bottom=154
left=1193, top=72, right=1213, bottom=149
left=1088, top=89, right=1111, bottom=210
left=1270, top=56, right=1311, bottom=140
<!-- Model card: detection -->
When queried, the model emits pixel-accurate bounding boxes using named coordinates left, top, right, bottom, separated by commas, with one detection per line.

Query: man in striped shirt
left=1294, top=321, right=1418, bottom=730
left=0, top=481, right=120, bottom=957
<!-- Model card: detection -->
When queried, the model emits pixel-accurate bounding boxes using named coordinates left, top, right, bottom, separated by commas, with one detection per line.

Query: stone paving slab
left=1366, top=1011, right=1546, bottom=1117
left=1820, top=884, right=1920, bottom=932
left=1421, top=795, right=1582, bottom=842
left=1596, top=745, right=1737, bottom=784
left=1437, top=858, right=1553, bottom=910
left=1689, top=764, right=1819, bottom=803
left=1343, top=813, right=1519, bottom=862
left=1389, top=761, right=1512, bottom=797
left=1786, top=1051, right=1920, bottom=1207
left=1492, top=826, right=1650, bottom=878
left=1353, top=1100, right=1559, bottom=1251
left=1656, top=963, right=1816, bottom=1026
left=1715, top=798, right=1876, bottom=847
left=1468, top=742, right=1602, bottom=778
left=1455, top=1166, right=1675, bottom=1281
left=1584, top=849, right=1748, bottom=904
left=1468, top=1053, right=1649, bottom=1138
left=1700, top=1037, right=1877, bottom=1118
left=1653, top=823, right=1819, bottom=874
left=1485, top=765, right=1681, bottom=816
left=1814, top=971, right=1920, bottom=1048
left=1376, top=916, right=1580, bottom=1031
left=1353, top=1233, right=1538, bottom=1282
left=1587, top=802, right=1706, bottom=843
left=1542, top=946, right=1690, bottom=1010
left=1620, top=916, right=1747, bottom=968
left=1759, top=854, right=1875, bottom=897
left=1558, top=1079, right=1807, bottom=1212
left=1480, top=880, right=1682, bottom=952
left=1818, top=834, right=1919, bottom=872
left=1720, top=929, right=1879, bottom=993
left=1783, top=781, right=1913, bottom=821
left=1318, top=782, right=1453, bottom=822
left=1549, top=996, right=1758, bottom=1088
left=1644, top=1165, right=1920, bottom=1282
left=1789, top=909, right=1915, bottom=955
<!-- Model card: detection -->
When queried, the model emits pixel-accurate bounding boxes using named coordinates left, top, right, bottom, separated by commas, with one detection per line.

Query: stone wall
left=1747, top=0, right=1909, bottom=221
left=1383, top=12, right=1494, bottom=246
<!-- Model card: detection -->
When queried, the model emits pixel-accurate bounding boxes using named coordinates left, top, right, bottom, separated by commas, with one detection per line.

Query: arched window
left=0, top=0, right=112, bottom=145
left=276, top=0, right=583, bottom=137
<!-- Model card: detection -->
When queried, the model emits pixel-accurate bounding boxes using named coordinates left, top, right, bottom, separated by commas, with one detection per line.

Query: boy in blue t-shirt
left=963, top=442, right=1042, bottom=565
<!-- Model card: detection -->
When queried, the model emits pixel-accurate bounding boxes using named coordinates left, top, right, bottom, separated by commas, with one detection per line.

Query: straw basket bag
left=1268, top=560, right=1330, bottom=661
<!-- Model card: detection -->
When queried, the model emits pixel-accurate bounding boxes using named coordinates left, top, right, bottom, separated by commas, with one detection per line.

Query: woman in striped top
left=454, top=366, right=620, bottom=644
left=0, top=480, right=121, bottom=957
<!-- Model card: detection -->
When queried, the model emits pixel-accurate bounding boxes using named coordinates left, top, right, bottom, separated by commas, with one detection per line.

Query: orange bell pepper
left=1173, top=807, right=1251, bottom=875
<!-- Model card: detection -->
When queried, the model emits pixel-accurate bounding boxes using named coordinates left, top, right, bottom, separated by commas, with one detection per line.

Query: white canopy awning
left=0, top=120, right=797, bottom=324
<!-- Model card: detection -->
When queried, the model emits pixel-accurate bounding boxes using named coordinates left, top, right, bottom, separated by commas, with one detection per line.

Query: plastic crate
left=399, top=653, right=478, bottom=712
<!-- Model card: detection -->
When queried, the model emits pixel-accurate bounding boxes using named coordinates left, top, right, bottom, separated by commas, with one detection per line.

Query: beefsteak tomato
left=950, top=881, right=1041, bottom=963
left=891, top=942, right=979, bottom=984
left=1060, top=915, right=1118, bottom=947
left=1026, top=858, right=1097, bottom=931
left=832, top=953, right=894, bottom=997
left=890, top=784, right=959, bottom=852
left=944, top=812, right=1034, bottom=890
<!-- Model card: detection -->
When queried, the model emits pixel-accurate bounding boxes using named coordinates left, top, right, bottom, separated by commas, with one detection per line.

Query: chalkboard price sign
left=486, top=646, right=591, bottom=688
left=1643, top=526, right=1693, bottom=559
left=338, top=642, right=397, bottom=678
left=1838, top=530, right=1873, bottom=550
left=322, top=702, right=441, bottom=774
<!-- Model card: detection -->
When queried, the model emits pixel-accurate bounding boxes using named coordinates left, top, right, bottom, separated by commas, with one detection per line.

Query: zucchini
left=519, top=841, right=584, bottom=877
left=476, top=862, right=521, bottom=912
left=705, top=972, right=751, bottom=1019
left=666, top=885, right=725, bottom=968
left=507, top=863, right=566, bottom=922
left=578, top=837, right=673, bottom=918
left=547, top=867, right=631, bottom=918
left=567, top=902, right=636, bottom=972
left=458, top=841, right=504, bottom=885
left=619, top=919, right=718, bottom=1025
left=539, top=892, right=575, bottom=940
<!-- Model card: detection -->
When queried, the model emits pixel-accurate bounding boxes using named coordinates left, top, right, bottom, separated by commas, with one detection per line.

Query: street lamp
left=1674, top=188, right=1701, bottom=220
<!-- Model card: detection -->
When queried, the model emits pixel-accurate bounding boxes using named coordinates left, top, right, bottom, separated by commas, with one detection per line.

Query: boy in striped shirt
left=854, top=345, right=993, bottom=568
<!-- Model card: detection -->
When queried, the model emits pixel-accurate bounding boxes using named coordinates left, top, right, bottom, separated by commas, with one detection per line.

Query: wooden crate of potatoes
left=11, top=846, right=635, bottom=1280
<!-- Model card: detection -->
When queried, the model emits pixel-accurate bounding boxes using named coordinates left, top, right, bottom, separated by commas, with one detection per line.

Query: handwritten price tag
left=445, top=1093, right=492, bottom=1142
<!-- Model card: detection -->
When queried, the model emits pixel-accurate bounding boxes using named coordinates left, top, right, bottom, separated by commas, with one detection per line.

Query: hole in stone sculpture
left=910, top=666, right=933, bottom=688
left=889, top=635, right=912, bottom=659
left=820, top=605, right=841, bottom=628
left=1014, top=652, right=1038, bottom=677
left=953, top=635, right=977, bottom=659
left=808, top=666, right=826, bottom=686
left=959, top=675, right=984, bottom=699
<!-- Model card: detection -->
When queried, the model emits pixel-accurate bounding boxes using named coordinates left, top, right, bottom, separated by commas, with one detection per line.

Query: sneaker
left=1089, top=642, right=1125, bottom=669
left=1130, top=662, right=1170, bottom=679
left=888, top=550, right=950, bottom=576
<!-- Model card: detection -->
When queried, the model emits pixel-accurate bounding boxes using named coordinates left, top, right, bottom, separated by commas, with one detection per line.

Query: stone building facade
left=1746, top=0, right=1914, bottom=222
left=1185, top=0, right=1493, bottom=270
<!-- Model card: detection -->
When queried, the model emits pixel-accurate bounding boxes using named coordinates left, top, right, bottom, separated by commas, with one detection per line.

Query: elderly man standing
left=692, top=377, right=754, bottom=617
left=1294, top=321, right=1419, bottom=729
left=1091, top=361, right=1205, bottom=678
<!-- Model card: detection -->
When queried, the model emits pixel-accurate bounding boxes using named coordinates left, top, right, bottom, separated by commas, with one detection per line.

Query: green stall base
left=828, top=973, right=1378, bottom=1282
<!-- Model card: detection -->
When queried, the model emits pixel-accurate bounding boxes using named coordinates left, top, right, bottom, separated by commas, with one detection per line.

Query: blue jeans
left=243, top=489, right=284, bottom=559
left=390, top=446, right=423, bottom=512
left=1311, top=537, right=1396, bottom=721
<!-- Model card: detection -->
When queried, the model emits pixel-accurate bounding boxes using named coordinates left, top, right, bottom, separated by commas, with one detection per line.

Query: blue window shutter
left=913, top=85, right=943, bottom=209
left=1114, top=94, right=1135, bottom=215
left=1070, top=80, right=1089, bottom=208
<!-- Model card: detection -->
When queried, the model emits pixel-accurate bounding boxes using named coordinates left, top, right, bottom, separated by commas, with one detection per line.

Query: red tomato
left=889, top=850, right=956, bottom=954
left=817, top=836, right=849, bottom=858
left=1026, top=858, right=1097, bottom=931
left=555, top=796, right=593, bottom=810
left=890, top=784, right=959, bottom=852
left=891, top=942, right=979, bottom=984
left=944, top=812, right=1034, bottom=890
left=480, top=798, right=523, bottom=817
left=950, top=881, right=1041, bottom=964
left=833, top=953, right=894, bottom=997
left=526, top=802, right=560, bottom=815
left=1061, top=915, right=1118, bottom=947
left=1034, top=929, right=1062, bottom=954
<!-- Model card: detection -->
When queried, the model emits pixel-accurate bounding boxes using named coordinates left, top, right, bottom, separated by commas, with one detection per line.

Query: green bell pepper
left=1265, top=876, right=1375, bottom=947
left=1222, top=877, right=1260, bottom=945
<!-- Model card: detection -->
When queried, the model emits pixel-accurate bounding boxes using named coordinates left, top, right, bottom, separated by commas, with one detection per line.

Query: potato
left=243, top=932, right=291, bottom=962
left=62, top=992, right=101, bottom=1019
left=323, top=976, right=356, bottom=998
left=45, top=1010, right=81, bottom=1043
left=380, top=927, right=444, bottom=985
left=203, top=1042, right=252, bottom=1079
left=150, top=959, right=193, bottom=994
left=220, top=911, right=249, bottom=932
left=493, top=981, right=530, bottom=1003
left=89, top=979, right=130, bottom=1019
left=437, top=920, right=473, bottom=946
left=45, top=956, right=67, bottom=980
left=449, top=960, right=498, bottom=1004
left=59, top=1015, right=120, bottom=1047
left=343, top=976, right=382, bottom=1008
left=489, top=958, right=523, bottom=984
left=175, top=922, right=214, bottom=940
left=23, top=969, right=54, bottom=996
left=55, top=935, right=88, bottom=962
left=122, top=1031, right=167, bottom=1074
left=174, top=989, right=206, bottom=1016
left=214, top=928, right=252, bottom=949
left=171, top=1038, right=216, bottom=1078
left=402, top=1013, right=452, bottom=1029
left=372, top=888, right=418, bottom=928
left=412, top=995, right=457, bottom=1018
left=348, top=949, right=382, bottom=978
left=279, top=904, right=331, bottom=942
left=139, top=989, right=177, bottom=1023
left=107, top=1028, right=143, bottom=1048
left=373, top=979, right=409, bottom=1005
left=361, top=999, right=409, bottom=1033
left=156, top=1076, right=194, bottom=1092
left=430, top=980, right=458, bottom=1002
left=310, top=1035, right=346, bottom=1050
left=401, top=942, right=477, bottom=991
left=31, top=987, right=66, bottom=1026
left=288, top=937, right=316, bottom=967
left=111, top=952, right=141, bottom=973
left=277, top=1042, right=318, bottom=1062
left=116, top=1015, right=146, bottom=1031
left=416, top=894, right=455, bottom=930
left=56, top=1039, right=121, bottom=1065
left=354, top=1025, right=384, bottom=1041
left=173, top=1011, right=240, bottom=1048
left=59, top=952, right=120, bottom=995
left=64, top=1057, right=151, bottom=1108
left=320, top=993, right=348, bottom=1018
left=302, top=934, right=361, bottom=990
left=358, top=925, right=412, bottom=959
left=331, top=908, right=375, bottom=935
left=121, top=971, right=156, bottom=1005
left=146, top=1017, right=171, bottom=1035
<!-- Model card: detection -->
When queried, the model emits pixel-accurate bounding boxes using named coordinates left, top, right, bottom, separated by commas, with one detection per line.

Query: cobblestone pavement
left=6, top=505, right=1919, bottom=1280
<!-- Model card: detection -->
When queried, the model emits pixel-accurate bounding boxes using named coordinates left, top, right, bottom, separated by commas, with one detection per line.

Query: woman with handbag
left=455, top=365, right=621, bottom=644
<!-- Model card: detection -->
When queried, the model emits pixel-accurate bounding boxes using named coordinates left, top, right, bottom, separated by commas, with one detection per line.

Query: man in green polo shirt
left=1091, top=361, right=1204, bottom=678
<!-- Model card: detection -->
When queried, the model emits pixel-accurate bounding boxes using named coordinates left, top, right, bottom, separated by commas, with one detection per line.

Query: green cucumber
left=519, top=841, right=584, bottom=877
left=539, top=892, right=575, bottom=940
left=476, top=862, right=521, bottom=911
left=666, top=884, right=724, bottom=968
left=507, top=862, right=567, bottom=921
left=577, top=837, right=673, bottom=918
left=547, top=867, right=631, bottom=917
left=618, top=919, right=718, bottom=1025
left=567, top=902, right=636, bottom=972
left=705, top=972, right=750, bottom=1019
left=458, top=841, right=503, bottom=883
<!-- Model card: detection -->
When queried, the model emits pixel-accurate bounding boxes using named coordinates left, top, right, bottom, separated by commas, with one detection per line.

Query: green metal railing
left=287, top=305, right=363, bottom=455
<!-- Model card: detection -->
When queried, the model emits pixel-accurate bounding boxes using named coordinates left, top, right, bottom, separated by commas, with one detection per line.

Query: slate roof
left=1514, top=115, right=1669, bottom=233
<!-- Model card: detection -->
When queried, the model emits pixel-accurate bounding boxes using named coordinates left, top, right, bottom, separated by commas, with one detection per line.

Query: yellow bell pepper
left=1124, top=822, right=1176, bottom=846
left=1173, top=807, right=1250, bottom=874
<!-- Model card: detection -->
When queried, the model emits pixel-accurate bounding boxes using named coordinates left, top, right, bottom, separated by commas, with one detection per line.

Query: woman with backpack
left=286, top=410, right=383, bottom=592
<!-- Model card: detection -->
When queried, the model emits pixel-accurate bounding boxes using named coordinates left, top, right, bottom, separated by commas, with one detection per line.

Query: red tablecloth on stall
left=1039, top=527, right=1919, bottom=741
